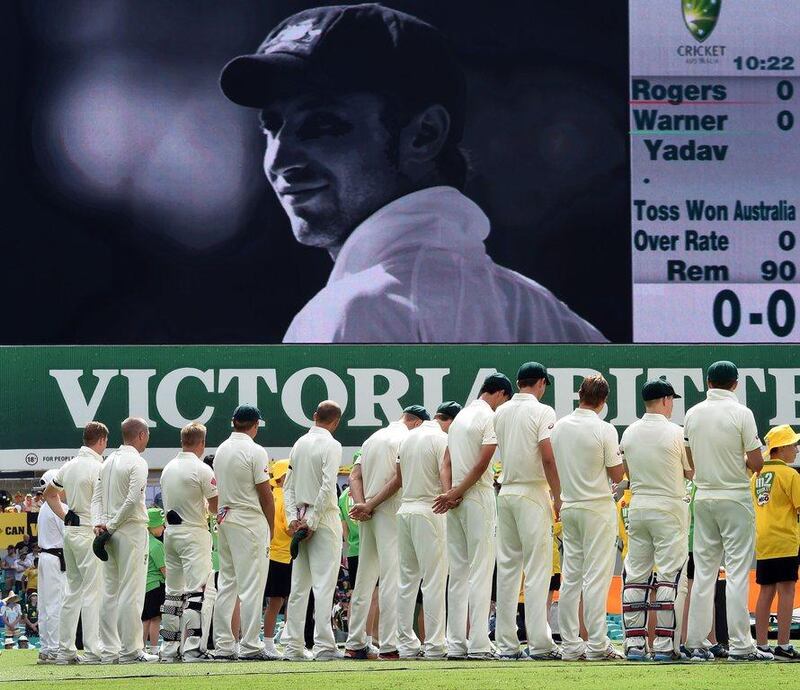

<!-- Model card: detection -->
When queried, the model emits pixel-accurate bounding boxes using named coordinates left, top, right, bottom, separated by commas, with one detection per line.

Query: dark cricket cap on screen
left=219, top=3, right=466, bottom=141
left=403, top=405, right=430, bottom=421
left=517, top=362, right=552, bottom=385
left=641, top=376, right=681, bottom=401
left=436, top=401, right=462, bottom=419
left=232, top=404, right=263, bottom=423
left=707, top=360, right=738, bottom=385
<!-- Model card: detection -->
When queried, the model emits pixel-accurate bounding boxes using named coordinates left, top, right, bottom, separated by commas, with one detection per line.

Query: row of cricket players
left=36, top=358, right=795, bottom=664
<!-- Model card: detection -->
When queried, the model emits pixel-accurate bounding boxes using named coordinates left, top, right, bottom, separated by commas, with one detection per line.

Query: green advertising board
left=1, top=345, right=798, bottom=471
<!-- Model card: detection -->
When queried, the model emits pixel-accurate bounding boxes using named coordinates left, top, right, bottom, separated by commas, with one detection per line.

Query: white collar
left=328, top=186, right=490, bottom=282
left=707, top=389, right=738, bottom=401
left=79, top=446, right=103, bottom=462
left=176, top=451, right=201, bottom=460
left=641, top=412, right=669, bottom=423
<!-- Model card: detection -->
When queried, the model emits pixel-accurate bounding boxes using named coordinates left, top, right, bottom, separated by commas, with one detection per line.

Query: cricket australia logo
left=754, top=472, right=774, bottom=506
left=682, top=0, right=721, bottom=43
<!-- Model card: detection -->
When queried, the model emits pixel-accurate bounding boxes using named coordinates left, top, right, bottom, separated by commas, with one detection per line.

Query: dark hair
left=479, top=380, right=511, bottom=397
left=579, top=375, right=610, bottom=408
left=377, top=93, right=470, bottom=191
left=233, top=419, right=258, bottom=432
left=517, top=377, right=545, bottom=389
left=202, top=454, right=215, bottom=470
left=708, top=379, right=736, bottom=391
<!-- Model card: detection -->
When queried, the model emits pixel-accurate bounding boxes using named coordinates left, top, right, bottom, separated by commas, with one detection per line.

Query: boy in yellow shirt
left=263, top=460, right=291, bottom=659
left=752, top=425, right=800, bottom=660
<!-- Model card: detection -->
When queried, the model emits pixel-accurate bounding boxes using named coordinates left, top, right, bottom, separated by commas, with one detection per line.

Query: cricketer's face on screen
left=261, top=91, right=408, bottom=252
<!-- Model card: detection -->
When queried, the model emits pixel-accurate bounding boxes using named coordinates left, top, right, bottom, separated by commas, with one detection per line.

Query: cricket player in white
left=494, top=362, right=562, bottom=661
left=212, top=405, right=274, bottom=661
left=346, top=406, right=426, bottom=659
left=620, top=377, right=693, bottom=661
left=91, top=417, right=154, bottom=663
left=283, top=401, right=345, bottom=661
left=37, top=469, right=67, bottom=663
left=396, top=405, right=457, bottom=659
left=551, top=375, right=625, bottom=661
left=159, top=422, right=218, bottom=662
left=434, top=373, right=513, bottom=659
left=45, top=421, right=108, bottom=664
left=684, top=361, right=771, bottom=661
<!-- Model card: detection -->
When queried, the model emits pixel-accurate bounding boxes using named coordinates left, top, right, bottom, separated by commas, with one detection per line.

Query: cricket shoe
left=625, top=646, right=649, bottom=661
left=181, top=654, right=213, bottom=663
left=498, top=650, right=531, bottom=661
left=708, top=643, right=729, bottom=658
left=55, top=656, right=80, bottom=666
left=211, top=653, right=238, bottom=662
left=37, top=652, right=57, bottom=665
left=379, top=650, right=400, bottom=660
left=772, top=645, right=800, bottom=661
left=158, top=655, right=181, bottom=664
left=729, top=648, right=774, bottom=662
left=526, top=648, right=562, bottom=661
left=284, top=649, right=314, bottom=662
left=398, top=649, right=425, bottom=660
left=686, top=647, right=714, bottom=662
left=345, top=645, right=379, bottom=660
left=119, top=651, right=159, bottom=664
left=262, top=640, right=283, bottom=660
left=653, top=651, right=687, bottom=662
left=240, top=648, right=277, bottom=662
left=587, top=645, right=625, bottom=661
left=77, top=655, right=103, bottom=665
left=315, top=648, right=345, bottom=661
left=467, top=650, right=500, bottom=661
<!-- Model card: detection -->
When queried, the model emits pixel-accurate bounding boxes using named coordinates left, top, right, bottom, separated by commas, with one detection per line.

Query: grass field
left=1, top=650, right=797, bottom=689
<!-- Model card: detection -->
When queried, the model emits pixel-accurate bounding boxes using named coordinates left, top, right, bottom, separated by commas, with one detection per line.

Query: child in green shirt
left=142, top=508, right=166, bottom=654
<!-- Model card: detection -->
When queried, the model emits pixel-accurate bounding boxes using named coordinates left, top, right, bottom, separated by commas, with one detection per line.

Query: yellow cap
left=764, top=424, right=800, bottom=458
left=270, top=459, right=290, bottom=487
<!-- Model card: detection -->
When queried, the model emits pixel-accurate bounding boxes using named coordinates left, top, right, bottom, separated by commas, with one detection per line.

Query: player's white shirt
left=91, top=445, right=148, bottom=530
left=283, top=186, right=606, bottom=344
left=494, top=393, right=556, bottom=492
left=398, top=420, right=448, bottom=507
left=356, top=421, right=409, bottom=511
left=551, top=408, right=621, bottom=505
left=683, top=389, right=762, bottom=502
left=160, top=451, right=218, bottom=529
left=448, top=398, right=497, bottom=491
left=213, top=432, right=270, bottom=520
left=51, top=446, right=102, bottom=524
left=620, top=413, right=690, bottom=507
left=284, top=426, right=342, bottom=530
left=38, top=501, right=66, bottom=550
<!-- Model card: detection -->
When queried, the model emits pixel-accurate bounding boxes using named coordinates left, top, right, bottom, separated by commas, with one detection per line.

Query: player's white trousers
left=559, top=499, right=617, bottom=659
left=99, top=522, right=147, bottom=662
left=161, top=525, right=213, bottom=659
left=495, top=484, right=556, bottom=656
left=283, top=511, right=343, bottom=658
left=213, top=514, right=270, bottom=657
left=38, top=551, right=65, bottom=656
left=58, top=526, right=101, bottom=661
left=686, top=497, right=756, bottom=656
left=396, top=504, right=448, bottom=658
left=623, top=500, right=689, bottom=653
left=446, top=485, right=496, bottom=656
left=346, top=506, right=399, bottom=653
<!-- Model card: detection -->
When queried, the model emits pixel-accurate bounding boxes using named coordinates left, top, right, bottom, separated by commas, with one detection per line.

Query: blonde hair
left=181, top=422, right=207, bottom=448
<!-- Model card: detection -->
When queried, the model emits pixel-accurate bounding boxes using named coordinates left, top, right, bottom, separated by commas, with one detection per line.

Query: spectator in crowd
left=15, top=547, right=33, bottom=595
left=22, top=494, right=35, bottom=512
left=23, top=557, right=38, bottom=598
left=2, top=592, right=22, bottom=637
left=142, top=508, right=167, bottom=655
left=13, top=493, right=24, bottom=511
left=3, top=547, right=17, bottom=593
left=22, top=591, right=39, bottom=636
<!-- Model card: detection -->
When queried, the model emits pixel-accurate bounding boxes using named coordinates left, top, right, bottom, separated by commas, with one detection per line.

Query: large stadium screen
left=630, top=1, right=800, bottom=342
